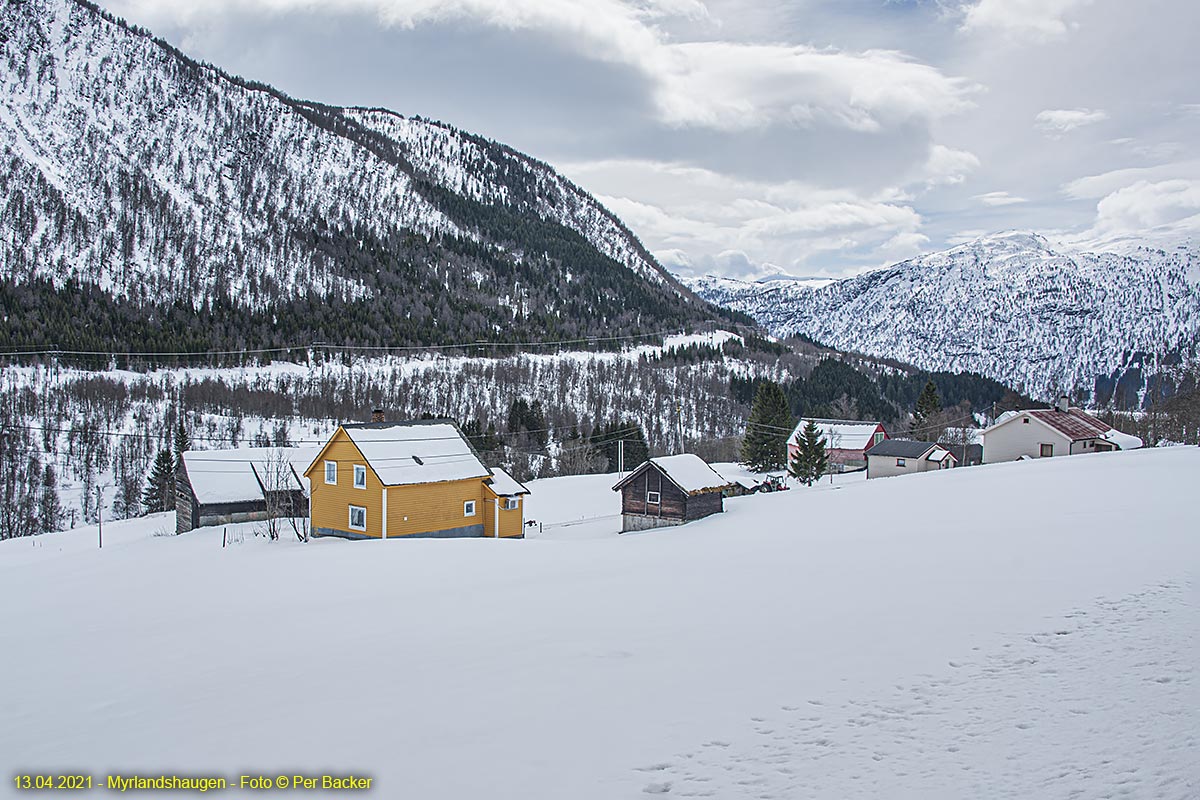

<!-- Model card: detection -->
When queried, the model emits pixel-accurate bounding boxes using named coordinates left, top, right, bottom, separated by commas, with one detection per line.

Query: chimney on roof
left=371, top=408, right=386, bottom=424
left=1056, top=396, right=1070, bottom=413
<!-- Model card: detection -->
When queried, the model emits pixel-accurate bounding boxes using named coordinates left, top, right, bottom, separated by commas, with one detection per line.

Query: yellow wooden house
left=304, top=419, right=529, bottom=540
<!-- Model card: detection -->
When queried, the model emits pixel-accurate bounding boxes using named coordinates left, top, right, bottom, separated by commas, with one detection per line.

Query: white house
left=864, top=440, right=957, bottom=479
left=981, top=398, right=1143, bottom=464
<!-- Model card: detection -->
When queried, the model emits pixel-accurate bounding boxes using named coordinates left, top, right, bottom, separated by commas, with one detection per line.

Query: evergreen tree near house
left=789, top=420, right=829, bottom=486
left=741, top=381, right=796, bottom=472
left=173, top=419, right=191, bottom=467
left=590, top=418, right=650, bottom=473
left=911, top=379, right=943, bottom=438
left=142, top=447, right=176, bottom=514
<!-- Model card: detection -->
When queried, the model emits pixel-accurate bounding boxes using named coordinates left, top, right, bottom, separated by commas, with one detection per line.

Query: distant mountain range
left=0, top=0, right=731, bottom=357
left=687, top=232, right=1200, bottom=405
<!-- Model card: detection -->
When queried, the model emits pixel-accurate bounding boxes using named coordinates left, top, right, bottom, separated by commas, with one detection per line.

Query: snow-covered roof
left=927, top=448, right=953, bottom=462
left=340, top=421, right=490, bottom=487
left=614, top=454, right=732, bottom=495
left=486, top=468, right=530, bottom=497
left=1100, top=429, right=1143, bottom=450
left=182, top=447, right=311, bottom=505
left=790, top=419, right=883, bottom=451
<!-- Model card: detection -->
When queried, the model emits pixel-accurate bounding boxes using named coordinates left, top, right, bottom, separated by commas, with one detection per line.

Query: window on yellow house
left=348, top=505, right=366, bottom=531
left=353, top=465, right=367, bottom=489
left=464, top=500, right=476, bottom=516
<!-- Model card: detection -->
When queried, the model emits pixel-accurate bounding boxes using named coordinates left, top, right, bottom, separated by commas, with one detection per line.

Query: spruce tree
left=38, top=464, right=63, bottom=534
left=142, top=448, right=175, bottom=514
left=788, top=420, right=829, bottom=486
left=173, top=419, right=190, bottom=467
left=741, top=381, right=796, bottom=472
left=911, top=379, right=943, bottom=438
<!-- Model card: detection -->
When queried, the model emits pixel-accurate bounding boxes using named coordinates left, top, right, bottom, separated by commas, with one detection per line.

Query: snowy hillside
left=2, top=447, right=1196, bottom=798
left=689, top=232, right=1200, bottom=404
left=0, top=0, right=711, bottom=351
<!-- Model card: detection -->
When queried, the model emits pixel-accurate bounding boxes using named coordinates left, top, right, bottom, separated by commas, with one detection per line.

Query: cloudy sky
left=108, top=0, right=1200, bottom=279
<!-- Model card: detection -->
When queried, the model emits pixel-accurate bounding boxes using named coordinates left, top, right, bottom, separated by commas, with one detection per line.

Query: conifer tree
left=38, top=464, right=63, bottom=534
left=142, top=447, right=175, bottom=514
left=788, top=420, right=829, bottom=486
left=741, top=381, right=795, bottom=472
left=911, top=379, right=943, bottom=438
left=173, top=419, right=190, bottom=467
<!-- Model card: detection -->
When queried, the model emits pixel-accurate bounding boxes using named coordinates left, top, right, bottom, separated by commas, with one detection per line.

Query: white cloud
left=1035, top=108, right=1108, bottom=135
left=974, top=191, right=1027, bottom=206
left=113, top=0, right=975, bottom=133
left=923, top=144, right=980, bottom=186
left=577, top=159, right=928, bottom=277
left=1092, top=179, right=1200, bottom=233
left=960, top=0, right=1092, bottom=41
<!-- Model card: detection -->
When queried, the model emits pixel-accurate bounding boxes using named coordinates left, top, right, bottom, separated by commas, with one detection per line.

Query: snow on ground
left=1, top=448, right=1198, bottom=799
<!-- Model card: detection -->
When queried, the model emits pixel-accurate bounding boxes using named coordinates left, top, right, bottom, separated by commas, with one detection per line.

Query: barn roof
left=338, top=420, right=491, bottom=487
left=613, top=454, right=733, bottom=496
left=789, top=418, right=883, bottom=451
left=865, top=439, right=941, bottom=460
left=181, top=447, right=313, bottom=505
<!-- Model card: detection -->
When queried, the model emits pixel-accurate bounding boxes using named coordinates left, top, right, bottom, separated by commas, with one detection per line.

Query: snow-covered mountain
left=0, top=0, right=714, bottom=351
left=688, top=232, right=1200, bottom=404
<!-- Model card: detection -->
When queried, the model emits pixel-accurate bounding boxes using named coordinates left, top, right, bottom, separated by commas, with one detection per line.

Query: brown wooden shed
left=612, top=454, right=733, bottom=533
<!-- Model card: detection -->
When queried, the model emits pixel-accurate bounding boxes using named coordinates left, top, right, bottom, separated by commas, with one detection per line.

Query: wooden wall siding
left=619, top=465, right=687, bottom=519
left=481, top=490, right=525, bottom=538
left=308, top=429, right=387, bottom=538
left=386, top=477, right=488, bottom=539
left=175, top=470, right=198, bottom=534
left=684, top=491, right=723, bottom=520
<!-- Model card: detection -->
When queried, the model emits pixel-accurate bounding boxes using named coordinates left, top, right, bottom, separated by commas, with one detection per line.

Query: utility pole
left=676, top=399, right=685, bottom=454
left=618, top=439, right=625, bottom=478
left=97, top=485, right=103, bottom=549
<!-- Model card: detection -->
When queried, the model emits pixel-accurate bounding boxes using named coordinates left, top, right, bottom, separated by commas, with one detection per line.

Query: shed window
left=324, top=461, right=337, bottom=485
left=896, top=458, right=906, bottom=467
left=464, top=500, right=477, bottom=517
left=1040, top=443, right=1054, bottom=458
left=646, top=491, right=661, bottom=504
left=348, top=505, right=366, bottom=531
left=502, top=497, right=520, bottom=511
left=353, top=464, right=367, bottom=489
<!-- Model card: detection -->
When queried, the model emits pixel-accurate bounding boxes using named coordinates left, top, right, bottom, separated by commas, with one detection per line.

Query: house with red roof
left=980, top=398, right=1143, bottom=464
left=788, top=418, right=888, bottom=472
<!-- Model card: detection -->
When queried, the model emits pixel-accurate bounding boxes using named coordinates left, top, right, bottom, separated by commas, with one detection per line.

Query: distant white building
left=981, top=398, right=1143, bottom=464
left=864, top=440, right=957, bottom=479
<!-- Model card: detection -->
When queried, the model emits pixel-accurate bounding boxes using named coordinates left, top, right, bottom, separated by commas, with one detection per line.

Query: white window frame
left=348, top=505, right=367, bottom=531
left=502, top=497, right=520, bottom=511
left=353, top=464, right=367, bottom=489
left=324, top=461, right=337, bottom=485
left=896, top=458, right=906, bottom=467
left=646, top=491, right=661, bottom=504
left=464, top=500, right=477, bottom=517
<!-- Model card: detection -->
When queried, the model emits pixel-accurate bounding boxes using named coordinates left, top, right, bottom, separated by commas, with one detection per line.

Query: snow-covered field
left=2, top=448, right=1197, bottom=799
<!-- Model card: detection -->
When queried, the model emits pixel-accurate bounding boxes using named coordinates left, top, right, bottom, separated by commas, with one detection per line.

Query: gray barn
left=612, top=454, right=733, bottom=533
left=176, top=447, right=313, bottom=534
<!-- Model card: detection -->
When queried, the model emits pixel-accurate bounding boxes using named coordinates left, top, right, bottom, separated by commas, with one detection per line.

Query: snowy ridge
left=689, top=232, right=1200, bottom=403
left=0, top=0, right=678, bottom=311
left=345, top=109, right=668, bottom=285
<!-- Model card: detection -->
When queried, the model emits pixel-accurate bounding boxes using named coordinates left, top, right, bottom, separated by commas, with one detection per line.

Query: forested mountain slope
left=0, top=0, right=727, bottom=356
